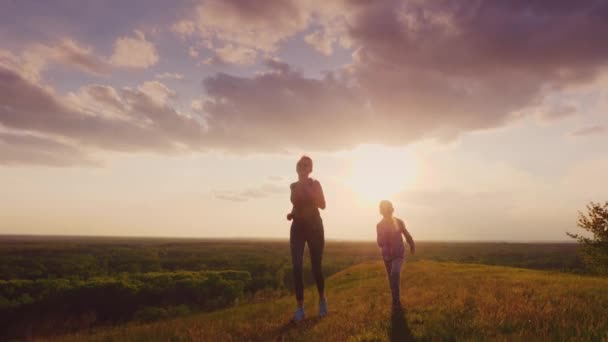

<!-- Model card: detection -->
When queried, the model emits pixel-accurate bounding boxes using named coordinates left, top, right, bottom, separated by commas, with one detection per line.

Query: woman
left=287, top=155, right=327, bottom=321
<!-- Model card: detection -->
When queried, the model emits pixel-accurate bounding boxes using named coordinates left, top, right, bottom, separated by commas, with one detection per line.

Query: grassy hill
left=52, top=260, right=608, bottom=341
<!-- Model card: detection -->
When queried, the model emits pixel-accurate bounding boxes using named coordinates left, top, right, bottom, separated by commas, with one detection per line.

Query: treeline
left=0, top=240, right=585, bottom=300
left=0, top=237, right=585, bottom=339
left=0, top=239, right=317, bottom=339
left=0, top=238, right=584, bottom=283
left=0, top=270, right=250, bottom=339
left=0, top=241, right=291, bottom=292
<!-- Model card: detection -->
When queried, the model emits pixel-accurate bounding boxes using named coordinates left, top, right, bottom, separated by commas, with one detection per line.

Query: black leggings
left=290, top=217, right=325, bottom=301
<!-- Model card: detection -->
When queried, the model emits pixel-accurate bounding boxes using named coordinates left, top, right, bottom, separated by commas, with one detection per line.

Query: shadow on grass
left=391, top=306, right=415, bottom=342
left=275, top=317, right=322, bottom=342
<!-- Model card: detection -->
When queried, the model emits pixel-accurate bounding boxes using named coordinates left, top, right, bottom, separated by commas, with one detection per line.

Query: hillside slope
left=53, top=261, right=608, bottom=341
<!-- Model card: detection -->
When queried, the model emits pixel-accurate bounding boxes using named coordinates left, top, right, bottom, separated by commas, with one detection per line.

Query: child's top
left=376, top=217, right=414, bottom=260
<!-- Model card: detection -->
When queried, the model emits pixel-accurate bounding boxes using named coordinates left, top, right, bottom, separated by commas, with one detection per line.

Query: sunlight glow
left=345, top=145, right=417, bottom=203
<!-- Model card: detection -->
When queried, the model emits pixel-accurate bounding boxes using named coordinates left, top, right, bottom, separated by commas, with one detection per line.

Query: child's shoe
left=292, top=307, right=305, bottom=322
left=319, top=298, right=328, bottom=317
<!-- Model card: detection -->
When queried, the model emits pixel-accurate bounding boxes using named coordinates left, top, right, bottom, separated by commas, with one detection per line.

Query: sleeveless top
left=290, top=179, right=321, bottom=221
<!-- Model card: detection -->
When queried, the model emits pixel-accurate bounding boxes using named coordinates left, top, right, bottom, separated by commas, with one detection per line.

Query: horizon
left=1, top=1, right=607, bottom=241
left=0, top=234, right=579, bottom=244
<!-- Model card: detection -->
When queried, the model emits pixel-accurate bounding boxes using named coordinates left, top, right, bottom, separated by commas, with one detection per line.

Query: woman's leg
left=290, top=224, right=306, bottom=307
left=308, top=225, right=325, bottom=299
left=389, top=258, right=404, bottom=306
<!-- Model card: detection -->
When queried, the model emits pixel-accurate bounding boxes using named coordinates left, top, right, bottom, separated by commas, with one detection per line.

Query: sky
left=0, top=0, right=607, bottom=241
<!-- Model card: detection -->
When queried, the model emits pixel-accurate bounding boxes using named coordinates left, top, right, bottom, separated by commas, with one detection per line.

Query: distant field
left=0, top=236, right=584, bottom=281
left=54, top=261, right=608, bottom=341
left=0, top=236, right=587, bottom=340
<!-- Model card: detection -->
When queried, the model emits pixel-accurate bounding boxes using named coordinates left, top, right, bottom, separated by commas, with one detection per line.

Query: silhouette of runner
left=287, top=156, right=327, bottom=321
left=377, top=200, right=415, bottom=310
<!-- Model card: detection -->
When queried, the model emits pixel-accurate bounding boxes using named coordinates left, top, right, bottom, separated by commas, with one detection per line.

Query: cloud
left=171, top=20, right=196, bottom=38
left=205, top=44, right=257, bottom=65
left=201, top=59, right=370, bottom=152
left=194, top=0, right=307, bottom=51
left=188, top=47, right=199, bottom=58
left=0, top=48, right=44, bottom=82
left=0, top=39, right=110, bottom=82
left=197, top=56, right=523, bottom=152
left=538, top=104, right=578, bottom=122
left=52, top=39, right=111, bottom=76
left=570, top=125, right=607, bottom=137
left=214, top=183, right=285, bottom=202
left=172, top=0, right=320, bottom=64
left=110, top=30, right=159, bottom=69
left=0, top=130, right=98, bottom=167
left=1, top=32, right=163, bottom=82
left=5, top=0, right=608, bottom=162
left=191, top=100, right=203, bottom=113
left=303, top=17, right=351, bottom=56
left=304, top=30, right=334, bottom=56
left=137, top=80, right=177, bottom=105
left=193, top=0, right=608, bottom=151
left=155, top=72, right=184, bottom=80
left=345, top=0, right=608, bottom=137
left=347, top=1, right=608, bottom=75
left=0, top=65, right=206, bottom=164
left=214, top=192, right=248, bottom=202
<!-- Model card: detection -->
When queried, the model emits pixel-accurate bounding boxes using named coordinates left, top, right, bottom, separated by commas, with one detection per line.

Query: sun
left=345, top=145, right=417, bottom=203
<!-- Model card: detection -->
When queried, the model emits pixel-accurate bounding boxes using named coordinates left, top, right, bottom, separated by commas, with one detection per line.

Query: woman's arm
left=287, top=183, right=296, bottom=220
left=313, top=180, right=326, bottom=209
left=376, top=225, right=384, bottom=247
left=290, top=182, right=297, bottom=205
left=287, top=205, right=295, bottom=220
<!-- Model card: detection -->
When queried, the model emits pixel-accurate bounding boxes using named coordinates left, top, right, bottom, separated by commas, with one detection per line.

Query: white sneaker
left=319, top=299, right=328, bottom=317
left=292, top=307, right=305, bottom=322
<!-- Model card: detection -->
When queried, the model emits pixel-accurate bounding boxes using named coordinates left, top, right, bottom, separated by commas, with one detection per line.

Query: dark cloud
left=347, top=0, right=608, bottom=137
left=570, top=125, right=607, bottom=137
left=202, top=60, right=371, bottom=151
left=4, top=0, right=608, bottom=163
left=0, top=66, right=171, bottom=151
left=0, top=65, right=206, bottom=165
left=198, top=0, right=608, bottom=150
left=349, top=0, right=608, bottom=76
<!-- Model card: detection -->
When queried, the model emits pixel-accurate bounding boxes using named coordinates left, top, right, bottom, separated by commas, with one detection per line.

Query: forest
left=0, top=236, right=583, bottom=339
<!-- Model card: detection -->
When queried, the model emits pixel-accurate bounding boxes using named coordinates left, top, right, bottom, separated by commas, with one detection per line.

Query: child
left=376, top=200, right=415, bottom=310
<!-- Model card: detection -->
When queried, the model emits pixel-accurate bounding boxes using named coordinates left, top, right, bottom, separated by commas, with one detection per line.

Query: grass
left=50, top=260, right=608, bottom=341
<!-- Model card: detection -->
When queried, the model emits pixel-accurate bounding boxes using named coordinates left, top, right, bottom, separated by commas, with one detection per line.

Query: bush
left=567, top=201, right=608, bottom=275
left=0, top=270, right=251, bottom=339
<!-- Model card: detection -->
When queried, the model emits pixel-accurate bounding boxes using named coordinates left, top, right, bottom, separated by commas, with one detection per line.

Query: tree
left=567, top=202, right=608, bottom=275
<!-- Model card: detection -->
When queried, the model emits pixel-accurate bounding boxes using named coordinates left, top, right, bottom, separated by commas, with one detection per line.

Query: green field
left=55, top=261, right=608, bottom=341
left=0, top=236, right=603, bottom=341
